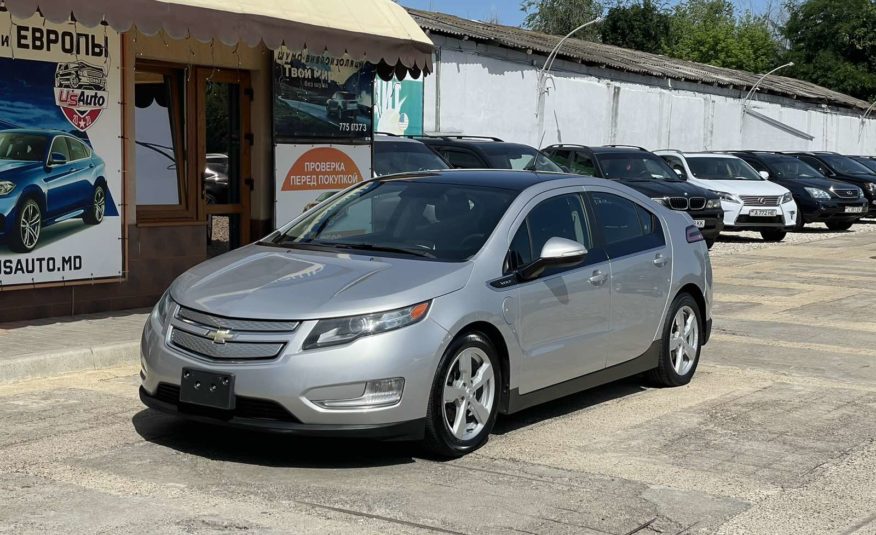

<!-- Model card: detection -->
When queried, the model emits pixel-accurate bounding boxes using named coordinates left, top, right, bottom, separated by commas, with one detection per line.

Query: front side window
left=759, top=155, right=823, bottom=179
left=687, top=157, right=762, bottom=181
left=48, top=137, right=71, bottom=162
left=591, top=192, right=664, bottom=256
left=271, top=180, right=517, bottom=262
left=599, top=154, right=678, bottom=181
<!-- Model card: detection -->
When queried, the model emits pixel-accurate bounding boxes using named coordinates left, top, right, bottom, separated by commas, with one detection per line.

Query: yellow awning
left=4, top=0, right=434, bottom=72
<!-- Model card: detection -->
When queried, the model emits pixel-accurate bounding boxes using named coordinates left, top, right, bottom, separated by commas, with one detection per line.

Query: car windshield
left=338, top=92, right=356, bottom=100
left=599, top=154, right=679, bottom=181
left=760, top=155, right=824, bottom=179
left=819, top=154, right=874, bottom=175
left=853, top=157, right=876, bottom=173
left=374, top=140, right=450, bottom=176
left=478, top=144, right=564, bottom=173
left=269, top=180, right=517, bottom=261
left=687, top=157, right=762, bottom=180
left=0, top=133, right=47, bottom=162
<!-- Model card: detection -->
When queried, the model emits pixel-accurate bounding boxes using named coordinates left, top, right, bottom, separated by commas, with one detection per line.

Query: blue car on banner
left=0, top=129, right=109, bottom=252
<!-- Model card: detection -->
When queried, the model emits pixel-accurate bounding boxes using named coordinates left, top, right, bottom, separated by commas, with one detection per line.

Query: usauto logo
left=53, top=61, right=108, bottom=131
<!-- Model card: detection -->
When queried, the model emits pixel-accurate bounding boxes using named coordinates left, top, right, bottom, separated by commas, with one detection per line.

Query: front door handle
left=588, top=270, right=608, bottom=286
left=653, top=253, right=670, bottom=267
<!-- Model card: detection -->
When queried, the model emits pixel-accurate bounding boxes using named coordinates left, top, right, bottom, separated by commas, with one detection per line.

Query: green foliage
left=522, top=0, right=605, bottom=38
left=602, top=0, right=671, bottom=54
left=783, top=0, right=876, bottom=100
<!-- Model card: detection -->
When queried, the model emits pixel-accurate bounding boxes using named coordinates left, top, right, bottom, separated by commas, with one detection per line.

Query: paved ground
left=1, top=230, right=875, bottom=534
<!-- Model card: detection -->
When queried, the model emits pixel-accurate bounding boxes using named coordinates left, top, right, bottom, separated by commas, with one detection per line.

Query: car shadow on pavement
left=131, top=409, right=418, bottom=468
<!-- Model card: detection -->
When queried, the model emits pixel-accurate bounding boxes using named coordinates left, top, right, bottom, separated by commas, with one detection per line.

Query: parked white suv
left=656, top=151, right=797, bottom=242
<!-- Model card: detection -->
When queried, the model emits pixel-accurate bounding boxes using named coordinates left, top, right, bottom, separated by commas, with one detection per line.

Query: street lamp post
left=535, top=17, right=604, bottom=145
left=741, top=62, right=794, bottom=109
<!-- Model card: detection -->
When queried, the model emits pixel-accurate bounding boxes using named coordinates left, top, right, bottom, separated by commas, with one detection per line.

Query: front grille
left=170, top=328, right=284, bottom=361
left=740, top=195, right=781, bottom=206
left=668, top=197, right=706, bottom=211
left=170, top=306, right=298, bottom=362
left=833, top=189, right=859, bottom=199
left=153, top=383, right=300, bottom=422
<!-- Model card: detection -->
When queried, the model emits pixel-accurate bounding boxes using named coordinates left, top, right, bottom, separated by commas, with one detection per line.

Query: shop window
left=135, top=65, right=194, bottom=221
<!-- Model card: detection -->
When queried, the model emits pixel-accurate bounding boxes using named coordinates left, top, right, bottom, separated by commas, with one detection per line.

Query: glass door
left=197, top=69, right=252, bottom=257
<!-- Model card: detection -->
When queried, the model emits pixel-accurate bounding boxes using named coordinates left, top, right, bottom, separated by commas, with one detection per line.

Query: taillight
left=686, top=225, right=704, bottom=243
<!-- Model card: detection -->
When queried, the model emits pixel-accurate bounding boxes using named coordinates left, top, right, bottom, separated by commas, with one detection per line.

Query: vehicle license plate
left=749, top=209, right=776, bottom=217
left=180, top=368, right=235, bottom=410
left=694, top=219, right=706, bottom=228
left=845, top=206, right=864, bottom=213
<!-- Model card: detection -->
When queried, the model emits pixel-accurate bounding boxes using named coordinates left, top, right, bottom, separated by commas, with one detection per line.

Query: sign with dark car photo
left=273, top=47, right=375, bottom=141
left=0, top=15, right=122, bottom=287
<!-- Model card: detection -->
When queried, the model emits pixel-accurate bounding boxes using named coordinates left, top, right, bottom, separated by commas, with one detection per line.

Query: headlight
left=706, top=198, right=721, bottom=209
left=780, top=192, right=793, bottom=204
left=650, top=197, right=668, bottom=206
left=151, top=290, right=176, bottom=324
left=805, top=187, right=830, bottom=199
left=0, top=181, right=15, bottom=196
left=715, top=191, right=741, bottom=204
left=303, top=301, right=431, bottom=350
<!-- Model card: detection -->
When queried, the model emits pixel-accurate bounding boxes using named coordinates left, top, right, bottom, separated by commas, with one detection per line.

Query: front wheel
left=649, top=293, right=702, bottom=387
left=9, top=198, right=42, bottom=253
left=423, top=332, right=501, bottom=458
left=826, top=220, right=854, bottom=231
left=793, top=210, right=805, bottom=231
left=83, top=184, right=106, bottom=225
left=760, top=229, right=786, bottom=242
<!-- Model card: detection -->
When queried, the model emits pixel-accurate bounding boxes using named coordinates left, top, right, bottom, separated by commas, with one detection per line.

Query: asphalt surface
left=1, top=231, right=875, bottom=534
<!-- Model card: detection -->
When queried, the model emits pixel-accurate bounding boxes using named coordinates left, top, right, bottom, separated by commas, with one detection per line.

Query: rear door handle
left=653, top=253, right=670, bottom=267
left=588, top=270, right=608, bottom=286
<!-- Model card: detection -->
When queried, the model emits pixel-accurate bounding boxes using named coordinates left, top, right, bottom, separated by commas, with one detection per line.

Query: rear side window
left=442, top=149, right=484, bottom=169
left=571, top=152, right=595, bottom=175
left=590, top=192, right=664, bottom=257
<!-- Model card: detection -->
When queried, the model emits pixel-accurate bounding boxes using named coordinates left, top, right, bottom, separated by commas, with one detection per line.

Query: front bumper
left=140, top=307, right=450, bottom=432
left=799, top=197, right=869, bottom=223
left=723, top=200, right=797, bottom=230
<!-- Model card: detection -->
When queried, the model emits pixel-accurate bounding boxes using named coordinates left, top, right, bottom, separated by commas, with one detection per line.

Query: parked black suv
left=849, top=155, right=876, bottom=174
left=414, top=136, right=564, bottom=173
left=732, top=152, right=868, bottom=231
left=542, top=145, right=724, bottom=246
left=783, top=152, right=876, bottom=218
left=373, top=134, right=450, bottom=177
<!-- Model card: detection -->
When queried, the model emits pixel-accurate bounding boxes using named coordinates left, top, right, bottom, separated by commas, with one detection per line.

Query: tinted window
left=591, top=192, right=665, bottom=256
left=0, top=132, right=47, bottom=162
left=373, top=140, right=450, bottom=176
left=599, top=154, right=678, bottom=180
left=49, top=137, right=71, bottom=161
left=273, top=181, right=517, bottom=262
left=819, top=154, right=874, bottom=175
left=797, top=155, right=831, bottom=175
left=505, top=220, right=533, bottom=274
left=687, top=156, right=762, bottom=181
left=741, top=156, right=768, bottom=174
left=478, top=144, right=564, bottom=172
left=547, top=149, right=573, bottom=169
left=67, top=138, right=90, bottom=161
left=758, top=155, right=824, bottom=179
left=853, top=157, right=876, bottom=173
left=527, top=194, right=591, bottom=255
left=442, top=149, right=484, bottom=169
left=571, top=152, right=595, bottom=175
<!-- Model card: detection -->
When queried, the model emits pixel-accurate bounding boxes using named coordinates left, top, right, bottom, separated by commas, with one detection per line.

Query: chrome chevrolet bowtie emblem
left=207, top=329, right=234, bottom=344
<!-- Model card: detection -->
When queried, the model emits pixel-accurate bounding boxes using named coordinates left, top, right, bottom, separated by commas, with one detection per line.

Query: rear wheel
left=826, top=220, right=854, bottom=231
left=760, top=229, right=786, bottom=242
left=83, top=184, right=106, bottom=225
left=649, top=293, right=702, bottom=387
left=423, top=332, right=501, bottom=458
left=9, top=198, right=42, bottom=253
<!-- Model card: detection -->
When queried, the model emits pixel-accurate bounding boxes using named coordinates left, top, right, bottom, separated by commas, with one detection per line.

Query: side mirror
left=758, top=170, right=770, bottom=180
left=48, top=152, right=67, bottom=166
left=518, top=237, right=587, bottom=281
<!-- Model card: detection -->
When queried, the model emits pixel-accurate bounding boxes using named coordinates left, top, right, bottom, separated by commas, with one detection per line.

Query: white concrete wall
left=424, top=37, right=876, bottom=154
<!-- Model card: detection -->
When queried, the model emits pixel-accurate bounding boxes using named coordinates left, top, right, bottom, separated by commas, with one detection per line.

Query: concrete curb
left=0, top=341, right=139, bottom=385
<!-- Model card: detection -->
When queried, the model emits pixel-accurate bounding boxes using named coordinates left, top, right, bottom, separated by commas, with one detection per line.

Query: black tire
left=826, top=220, right=854, bottom=231
left=648, top=293, right=702, bottom=387
left=760, top=229, right=786, bottom=242
left=8, top=198, right=41, bottom=253
left=705, top=237, right=715, bottom=249
left=793, top=210, right=805, bottom=231
left=83, top=183, right=106, bottom=225
left=423, top=332, right=502, bottom=458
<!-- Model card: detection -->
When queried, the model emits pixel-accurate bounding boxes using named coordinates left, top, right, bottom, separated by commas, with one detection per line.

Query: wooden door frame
left=194, top=68, right=252, bottom=245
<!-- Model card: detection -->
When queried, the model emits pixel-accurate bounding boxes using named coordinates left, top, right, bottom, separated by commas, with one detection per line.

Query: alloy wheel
left=442, top=347, right=495, bottom=441
left=19, top=201, right=41, bottom=250
left=669, top=305, right=698, bottom=376
left=94, top=187, right=106, bottom=222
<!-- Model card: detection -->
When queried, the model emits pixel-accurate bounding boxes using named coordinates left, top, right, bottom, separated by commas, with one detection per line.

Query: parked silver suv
left=140, top=170, right=712, bottom=457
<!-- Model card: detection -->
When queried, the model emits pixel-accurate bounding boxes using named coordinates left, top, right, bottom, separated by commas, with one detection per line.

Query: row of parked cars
left=371, top=134, right=876, bottom=248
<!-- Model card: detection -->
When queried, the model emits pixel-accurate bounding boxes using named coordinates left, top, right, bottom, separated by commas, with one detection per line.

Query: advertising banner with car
left=273, top=47, right=375, bottom=141
left=274, top=144, right=371, bottom=226
left=0, top=15, right=122, bottom=288
left=374, top=76, right=424, bottom=136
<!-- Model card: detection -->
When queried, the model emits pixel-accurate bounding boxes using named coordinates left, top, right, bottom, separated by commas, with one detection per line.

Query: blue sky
left=398, top=0, right=773, bottom=27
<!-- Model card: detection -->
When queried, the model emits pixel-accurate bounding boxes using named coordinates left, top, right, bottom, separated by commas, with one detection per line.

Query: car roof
left=656, top=150, right=738, bottom=159
left=0, top=128, right=68, bottom=137
left=374, top=134, right=430, bottom=145
left=545, top=145, right=655, bottom=156
left=377, top=169, right=588, bottom=191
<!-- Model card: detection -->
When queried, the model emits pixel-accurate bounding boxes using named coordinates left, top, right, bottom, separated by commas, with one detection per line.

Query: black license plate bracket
left=180, top=368, right=235, bottom=410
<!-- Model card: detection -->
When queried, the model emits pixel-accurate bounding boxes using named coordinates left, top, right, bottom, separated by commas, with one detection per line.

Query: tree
left=601, top=0, right=671, bottom=54
left=783, top=0, right=876, bottom=101
left=521, top=0, right=605, bottom=39
left=664, top=0, right=781, bottom=73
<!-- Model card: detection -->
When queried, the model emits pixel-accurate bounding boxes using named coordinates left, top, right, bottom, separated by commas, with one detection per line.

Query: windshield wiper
left=334, top=243, right=436, bottom=258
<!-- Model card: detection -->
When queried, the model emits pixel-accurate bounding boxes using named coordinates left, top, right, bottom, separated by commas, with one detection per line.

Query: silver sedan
left=140, top=170, right=712, bottom=457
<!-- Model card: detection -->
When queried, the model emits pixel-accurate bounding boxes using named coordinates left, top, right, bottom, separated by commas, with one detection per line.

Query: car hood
left=833, top=172, right=876, bottom=184
left=776, top=176, right=857, bottom=191
left=0, top=160, right=42, bottom=176
left=615, top=178, right=717, bottom=198
left=691, top=179, right=788, bottom=196
left=170, top=244, right=474, bottom=320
